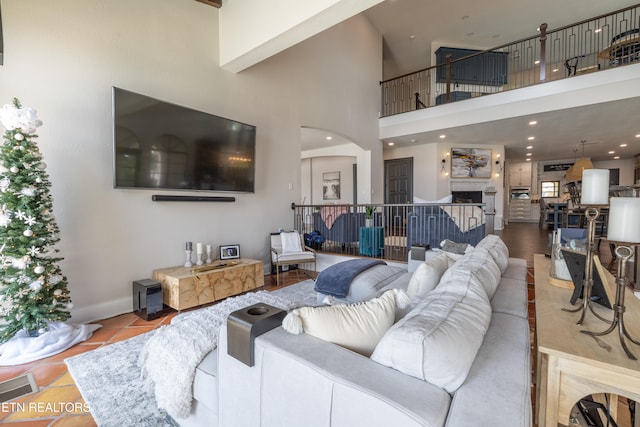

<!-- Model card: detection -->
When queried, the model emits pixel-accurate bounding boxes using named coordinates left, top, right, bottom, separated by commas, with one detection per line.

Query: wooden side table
left=152, top=258, right=264, bottom=310
left=534, top=254, right=640, bottom=427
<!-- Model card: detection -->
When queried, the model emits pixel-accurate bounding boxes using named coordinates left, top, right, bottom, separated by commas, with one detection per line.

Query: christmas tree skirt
left=0, top=322, right=101, bottom=365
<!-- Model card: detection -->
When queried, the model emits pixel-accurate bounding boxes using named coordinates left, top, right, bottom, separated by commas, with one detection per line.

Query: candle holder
left=184, top=249, right=193, bottom=267
left=562, top=206, right=611, bottom=324
left=206, top=247, right=212, bottom=264
left=196, top=252, right=204, bottom=266
left=582, top=244, right=640, bottom=360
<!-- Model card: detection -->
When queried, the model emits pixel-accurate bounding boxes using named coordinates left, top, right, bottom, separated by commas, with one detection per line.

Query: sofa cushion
left=445, top=313, right=531, bottom=427
left=406, top=252, right=449, bottom=299
left=371, top=290, right=492, bottom=393
left=192, top=349, right=219, bottom=410
left=491, top=277, right=529, bottom=319
left=435, top=264, right=491, bottom=302
left=458, top=247, right=502, bottom=298
left=282, top=289, right=408, bottom=356
left=476, top=234, right=510, bottom=273
left=501, top=257, right=528, bottom=280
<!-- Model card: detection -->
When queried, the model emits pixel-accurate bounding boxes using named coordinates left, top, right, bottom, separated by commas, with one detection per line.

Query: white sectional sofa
left=178, top=235, right=532, bottom=427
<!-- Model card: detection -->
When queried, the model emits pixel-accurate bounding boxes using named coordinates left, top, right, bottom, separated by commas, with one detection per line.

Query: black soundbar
left=152, top=195, right=236, bottom=202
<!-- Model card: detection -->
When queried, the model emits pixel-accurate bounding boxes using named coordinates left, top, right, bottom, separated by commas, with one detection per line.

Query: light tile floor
left=0, top=272, right=292, bottom=426
left=0, top=311, right=176, bottom=426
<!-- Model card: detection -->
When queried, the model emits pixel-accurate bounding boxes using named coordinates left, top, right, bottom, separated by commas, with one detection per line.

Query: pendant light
left=565, top=141, right=593, bottom=182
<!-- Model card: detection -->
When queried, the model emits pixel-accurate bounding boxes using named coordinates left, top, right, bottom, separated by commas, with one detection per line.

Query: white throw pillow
left=371, top=291, right=492, bottom=393
left=476, top=234, right=509, bottom=273
left=282, top=289, right=410, bottom=356
left=406, top=252, right=449, bottom=299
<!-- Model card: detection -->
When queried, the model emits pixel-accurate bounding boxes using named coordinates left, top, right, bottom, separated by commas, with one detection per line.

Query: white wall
left=593, top=159, right=635, bottom=186
left=384, top=142, right=506, bottom=228
left=301, top=156, right=356, bottom=205
left=0, top=0, right=382, bottom=322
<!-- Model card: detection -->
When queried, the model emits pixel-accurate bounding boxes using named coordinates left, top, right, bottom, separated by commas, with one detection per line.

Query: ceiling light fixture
left=620, top=143, right=628, bottom=147
left=529, top=120, right=537, bottom=125
left=387, top=142, right=394, bottom=146
left=439, top=135, right=446, bottom=139
left=534, top=60, right=540, bottom=65
left=526, top=153, right=532, bottom=156
left=326, top=136, right=332, bottom=140
left=609, top=151, right=615, bottom=154
left=565, top=141, right=593, bottom=182
left=526, top=158, right=532, bottom=161
left=528, top=136, right=535, bottom=140
left=526, top=145, right=533, bottom=150
left=614, top=156, right=620, bottom=159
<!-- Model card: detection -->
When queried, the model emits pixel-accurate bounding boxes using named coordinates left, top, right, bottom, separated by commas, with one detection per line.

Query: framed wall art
left=450, top=148, right=492, bottom=178
left=219, top=244, right=240, bottom=260
left=322, top=171, right=340, bottom=200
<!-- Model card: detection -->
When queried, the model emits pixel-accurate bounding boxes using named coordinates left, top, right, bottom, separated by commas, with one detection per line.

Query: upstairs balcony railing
left=380, top=4, right=640, bottom=117
left=290, top=190, right=496, bottom=263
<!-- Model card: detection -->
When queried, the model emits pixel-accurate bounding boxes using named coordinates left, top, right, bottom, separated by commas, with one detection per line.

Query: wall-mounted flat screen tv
left=112, top=87, right=256, bottom=193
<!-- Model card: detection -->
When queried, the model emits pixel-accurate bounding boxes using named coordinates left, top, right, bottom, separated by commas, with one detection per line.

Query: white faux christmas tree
left=0, top=98, right=72, bottom=342
left=0, top=99, right=98, bottom=365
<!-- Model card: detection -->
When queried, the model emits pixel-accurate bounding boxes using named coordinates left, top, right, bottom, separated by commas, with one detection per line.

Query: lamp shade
left=565, top=157, right=593, bottom=182
left=607, top=197, right=640, bottom=243
left=581, top=169, right=609, bottom=205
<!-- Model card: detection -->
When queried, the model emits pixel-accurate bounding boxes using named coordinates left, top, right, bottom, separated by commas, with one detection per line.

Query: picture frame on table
left=219, top=244, right=240, bottom=260
left=450, top=148, right=492, bottom=178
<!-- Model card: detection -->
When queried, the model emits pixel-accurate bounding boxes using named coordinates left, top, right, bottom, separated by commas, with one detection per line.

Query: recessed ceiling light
left=528, top=136, right=535, bottom=141
left=529, top=120, right=537, bottom=125
left=410, top=139, right=416, bottom=143
left=609, top=151, right=615, bottom=154
left=526, top=158, right=532, bottom=161
left=526, top=145, right=533, bottom=150
left=439, top=135, right=446, bottom=139
left=409, top=35, right=416, bottom=39
left=614, top=156, right=620, bottom=159
left=620, top=143, right=628, bottom=147
left=526, top=153, right=532, bottom=156
left=534, top=60, right=540, bottom=65
left=326, top=136, right=332, bottom=140
left=387, top=141, right=394, bottom=146
left=636, top=134, right=640, bottom=138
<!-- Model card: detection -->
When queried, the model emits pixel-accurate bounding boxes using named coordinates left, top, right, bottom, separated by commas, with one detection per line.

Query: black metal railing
left=291, top=200, right=495, bottom=263
left=381, top=4, right=640, bottom=117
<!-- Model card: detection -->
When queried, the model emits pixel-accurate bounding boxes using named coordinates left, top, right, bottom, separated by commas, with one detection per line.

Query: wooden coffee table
left=153, top=258, right=264, bottom=311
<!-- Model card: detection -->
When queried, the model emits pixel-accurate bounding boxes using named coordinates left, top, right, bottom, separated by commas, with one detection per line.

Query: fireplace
left=451, top=191, right=483, bottom=203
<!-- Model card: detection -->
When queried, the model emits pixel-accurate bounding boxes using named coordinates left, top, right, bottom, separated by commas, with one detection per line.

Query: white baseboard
left=69, top=296, right=132, bottom=324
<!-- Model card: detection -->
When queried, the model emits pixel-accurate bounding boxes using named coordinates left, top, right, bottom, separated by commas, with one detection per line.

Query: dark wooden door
left=384, top=157, right=413, bottom=204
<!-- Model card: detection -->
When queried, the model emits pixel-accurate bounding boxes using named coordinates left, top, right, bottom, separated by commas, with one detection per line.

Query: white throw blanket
left=138, top=291, right=302, bottom=420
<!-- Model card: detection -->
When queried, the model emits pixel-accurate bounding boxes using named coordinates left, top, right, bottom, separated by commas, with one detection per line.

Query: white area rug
left=65, top=280, right=317, bottom=427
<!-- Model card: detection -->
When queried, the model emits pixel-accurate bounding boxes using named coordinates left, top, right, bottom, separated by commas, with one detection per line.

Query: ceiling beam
left=195, top=0, right=221, bottom=8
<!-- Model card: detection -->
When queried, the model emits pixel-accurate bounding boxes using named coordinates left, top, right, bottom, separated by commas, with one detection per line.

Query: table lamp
left=582, top=197, right=640, bottom=360
left=564, top=169, right=611, bottom=324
